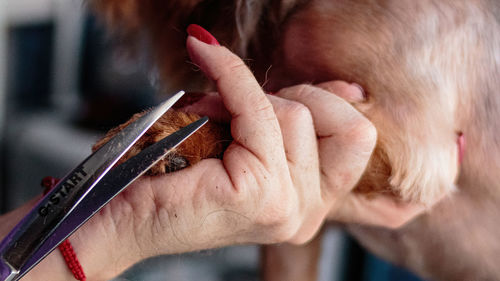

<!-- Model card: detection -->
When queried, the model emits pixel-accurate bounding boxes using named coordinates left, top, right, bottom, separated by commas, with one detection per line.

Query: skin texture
left=3, top=0, right=498, bottom=280
left=87, top=0, right=500, bottom=280
left=0, top=36, right=376, bottom=280
left=265, top=1, right=500, bottom=280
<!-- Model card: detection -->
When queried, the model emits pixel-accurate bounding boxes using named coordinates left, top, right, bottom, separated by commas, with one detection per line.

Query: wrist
left=0, top=198, right=76, bottom=281
left=64, top=210, right=142, bottom=281
left=0, top=197, right=135, bottom=281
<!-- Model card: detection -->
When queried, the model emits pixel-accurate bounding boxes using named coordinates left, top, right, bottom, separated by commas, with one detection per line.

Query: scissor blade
left=18, top=117, right=208, bottom=280
left=0, top=91, right=185, bottom=281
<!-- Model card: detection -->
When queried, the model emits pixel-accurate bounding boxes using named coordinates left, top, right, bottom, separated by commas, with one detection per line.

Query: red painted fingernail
left=187, top=24, right=220, bottom=46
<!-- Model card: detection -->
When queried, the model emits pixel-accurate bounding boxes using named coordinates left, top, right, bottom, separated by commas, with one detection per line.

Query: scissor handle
left=0, top=261, right=17, bottom=281
left=14, top=116, right=208, bottom=281
left=0, top=91, right=186, bottom=280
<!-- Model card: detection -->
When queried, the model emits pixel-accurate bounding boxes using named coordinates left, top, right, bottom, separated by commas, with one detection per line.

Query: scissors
left=0, top=91, right=208, bottom=281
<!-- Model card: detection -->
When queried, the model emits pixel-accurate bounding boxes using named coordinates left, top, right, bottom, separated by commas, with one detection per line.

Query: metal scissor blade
left=0, top=91, right=185, bottom=281
left=17, top=117, right=208, bottom=280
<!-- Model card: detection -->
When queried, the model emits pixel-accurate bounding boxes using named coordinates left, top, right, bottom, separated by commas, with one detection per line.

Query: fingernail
left=351, top=83, right=367, bottom=101
left=187, top=24, right=220, bottom=46
left=173, top=92, right=206, bottom=109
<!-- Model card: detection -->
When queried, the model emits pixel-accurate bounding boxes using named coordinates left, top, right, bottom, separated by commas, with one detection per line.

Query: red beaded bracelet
left=41, top=176, right=87, bottom=281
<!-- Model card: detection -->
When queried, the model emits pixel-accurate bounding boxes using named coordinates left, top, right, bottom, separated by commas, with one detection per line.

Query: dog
left=90, top=0, right=500, bottom=280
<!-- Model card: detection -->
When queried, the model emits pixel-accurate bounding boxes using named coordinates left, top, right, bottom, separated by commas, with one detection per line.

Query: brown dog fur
left=92, top=110, right=229, bottom=174
left=90, top=0, right=500, bottom=280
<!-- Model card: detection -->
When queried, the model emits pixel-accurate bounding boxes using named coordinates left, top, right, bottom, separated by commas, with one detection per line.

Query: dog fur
left=90, top=0, right=500, bottom=280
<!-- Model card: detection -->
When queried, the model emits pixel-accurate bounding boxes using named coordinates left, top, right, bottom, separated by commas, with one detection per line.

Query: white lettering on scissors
left=38, top=166, right=88, bottom=217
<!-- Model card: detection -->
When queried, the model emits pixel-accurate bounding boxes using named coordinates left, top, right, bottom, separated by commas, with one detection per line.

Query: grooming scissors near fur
left=0, top=91, right=208, bottom=281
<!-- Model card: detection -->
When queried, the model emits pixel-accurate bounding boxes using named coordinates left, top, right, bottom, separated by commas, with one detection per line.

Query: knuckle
left=294, top=84, right=317, bottom=99
left=362, top=121, right=378, bottom=145
left=278, top=84, right=315, bottom=99
left=286, top=102, right=312, bottom=122
left=350, top=117, right=378, bottom=148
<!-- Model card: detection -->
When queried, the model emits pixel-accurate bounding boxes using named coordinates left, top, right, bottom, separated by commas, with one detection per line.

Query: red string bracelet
left=41, top=176, right=87, bottom=281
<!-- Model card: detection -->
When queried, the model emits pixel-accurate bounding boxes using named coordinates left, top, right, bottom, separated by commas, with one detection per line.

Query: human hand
left=274, top=82, right=430, bottom=229
left=13, top=31, right=377, bottom=281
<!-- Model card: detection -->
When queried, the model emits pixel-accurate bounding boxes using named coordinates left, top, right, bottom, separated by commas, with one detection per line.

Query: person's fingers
left=179, top=92, right=231, bottom=123
left=276, top=84, right=377, bottom=199
left=313, top=81, right=431, bottom=228
left=267, top=95, right=318, bottom=168
left=178, top=90, right=326, bottom=243
left=186, top=36, right=284, bottom=167
left=181, top=35, right=303, bottom=244
left=277, top=84, right=369, bottom=138
left=315, top=81, right=365, bottom=104
left=267, top=95, right=325, bottom=241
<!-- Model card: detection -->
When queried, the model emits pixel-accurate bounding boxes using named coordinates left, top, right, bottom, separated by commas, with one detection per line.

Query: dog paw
left=92, top=109, right=230, bottom=175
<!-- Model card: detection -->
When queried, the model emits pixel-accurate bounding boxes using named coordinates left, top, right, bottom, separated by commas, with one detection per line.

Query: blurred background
left=0, top=1, right=423, bottom=280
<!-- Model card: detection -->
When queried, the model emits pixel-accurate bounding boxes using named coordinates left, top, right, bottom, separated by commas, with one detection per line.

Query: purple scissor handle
left=0, top=91, right=209, bottom=281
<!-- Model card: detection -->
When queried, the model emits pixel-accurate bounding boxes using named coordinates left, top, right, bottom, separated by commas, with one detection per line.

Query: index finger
left=186, top=36, right=284, bottom=166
